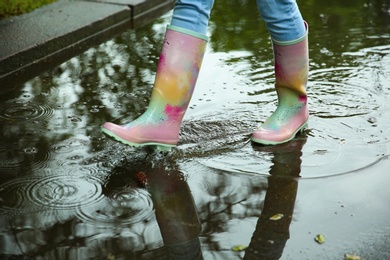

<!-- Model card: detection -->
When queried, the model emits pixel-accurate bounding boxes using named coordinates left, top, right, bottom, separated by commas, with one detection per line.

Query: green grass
left=0, top=0, right=56, bottom=18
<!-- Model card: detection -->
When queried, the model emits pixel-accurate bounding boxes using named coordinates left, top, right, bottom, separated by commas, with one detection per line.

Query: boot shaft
left=273, top=22, right=309, bottom=95
left=101, top=26, right=208, bottom=147
left=149, top=25, right=208, bottom=121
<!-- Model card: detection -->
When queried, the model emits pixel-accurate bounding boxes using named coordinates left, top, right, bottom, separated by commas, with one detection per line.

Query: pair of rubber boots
left=102, top=24, right=309, bottom=150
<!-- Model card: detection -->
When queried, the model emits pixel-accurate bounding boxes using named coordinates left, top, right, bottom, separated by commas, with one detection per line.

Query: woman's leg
left=252, top=0, right=309, bottom=145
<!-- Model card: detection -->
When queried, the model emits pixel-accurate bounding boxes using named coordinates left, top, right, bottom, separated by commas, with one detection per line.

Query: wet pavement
left=0, top=0, right=174, bottom=91
left=0, top=0, right=390, bottom=259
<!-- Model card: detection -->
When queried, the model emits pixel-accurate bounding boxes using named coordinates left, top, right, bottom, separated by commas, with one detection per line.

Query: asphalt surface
left=0, top=0, right=174, bottom=93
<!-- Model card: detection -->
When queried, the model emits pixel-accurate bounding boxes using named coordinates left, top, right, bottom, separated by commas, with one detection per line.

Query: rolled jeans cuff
left=170, top=0, right=215, bottom=35
left=256, top=0, right=306, bottom=42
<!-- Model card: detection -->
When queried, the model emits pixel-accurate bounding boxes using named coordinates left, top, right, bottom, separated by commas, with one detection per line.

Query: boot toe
left=101, top=122, right=130, bottom=141
left=251, top=128, right=288, bottom=145
left=101, top=121, right=178, bottom=147
left=251, top=121, right=307, bottom=145
left=102, top=122, right=121, bottom=133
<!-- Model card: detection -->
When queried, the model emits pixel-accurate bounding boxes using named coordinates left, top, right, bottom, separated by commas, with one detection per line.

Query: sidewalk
left=0, top=0, right=174, bottom=93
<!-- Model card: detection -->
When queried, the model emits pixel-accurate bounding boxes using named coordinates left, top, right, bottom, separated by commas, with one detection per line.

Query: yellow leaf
left=231, top=245, right=248, bottom=252
left=345, top=254, right=363, bottom=260
left=314, top=234, right=325, bottom=244
left=269, top=213, right=284, bottom=221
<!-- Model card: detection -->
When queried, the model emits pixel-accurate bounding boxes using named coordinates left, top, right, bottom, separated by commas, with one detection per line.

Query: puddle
left=0, top=0, right=390, bottom=259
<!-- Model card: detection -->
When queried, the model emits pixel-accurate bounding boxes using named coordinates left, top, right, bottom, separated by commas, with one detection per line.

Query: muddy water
left=1, top=0, right=390, bottom=259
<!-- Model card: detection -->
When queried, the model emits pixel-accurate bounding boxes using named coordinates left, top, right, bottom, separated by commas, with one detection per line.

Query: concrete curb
left=0, top=0, right=174, bottom=93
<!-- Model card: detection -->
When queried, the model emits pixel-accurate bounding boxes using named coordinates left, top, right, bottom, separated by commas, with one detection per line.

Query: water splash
left=51, top=138, right=90, bottom=154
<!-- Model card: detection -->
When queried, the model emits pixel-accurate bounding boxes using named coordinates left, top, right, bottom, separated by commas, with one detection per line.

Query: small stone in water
left=367, top=117, right=377, bottom=124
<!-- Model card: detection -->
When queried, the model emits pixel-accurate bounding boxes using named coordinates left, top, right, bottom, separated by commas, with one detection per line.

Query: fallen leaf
left=269, top=213, right=284, bottom=221
left=314, top=234, right=325, bottom=244
left=345, top=253, right=363, bottom=260
left=231, top=245, right=248, bottom=252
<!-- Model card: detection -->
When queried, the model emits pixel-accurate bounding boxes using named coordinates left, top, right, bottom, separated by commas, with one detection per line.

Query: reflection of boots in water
left=245, top=137, right=306, bottom=260
left=147, top=167, right=203, bottom=260
left=102, top=26, right=207, bottom=150
left=252, top=22, right=309, bottom=145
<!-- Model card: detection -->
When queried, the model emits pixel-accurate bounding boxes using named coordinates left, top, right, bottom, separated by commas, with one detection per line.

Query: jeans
left=170, top=0, right=306, bottom=42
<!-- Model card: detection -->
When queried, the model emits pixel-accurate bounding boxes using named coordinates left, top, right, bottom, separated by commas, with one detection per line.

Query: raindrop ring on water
left=0, top=103, right=54, bottom=121
left=76, top=188, right=154, bottom=227
left=52, top=138, right=90, bottom=154
left=0, top=145, right=51, bottom=171
left=0, top=177, right=41, bottom=213
left=26, top=175, right=104, bottom=209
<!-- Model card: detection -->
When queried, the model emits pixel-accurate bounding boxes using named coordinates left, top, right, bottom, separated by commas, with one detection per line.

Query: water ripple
left=26, top=175, right=104, bottom=209
left=0, top=102, right=54, bottom=121
left=76, top=188, right=154, bottom=227
left=0, top=144, right=52, bottom=171
left=0, top=177, right=40, bottom=212
left=0, top=145, right=25, bottom=171
left=51, top=138, right=90, bottom=154
left=308, top=80, right=381, bottom=118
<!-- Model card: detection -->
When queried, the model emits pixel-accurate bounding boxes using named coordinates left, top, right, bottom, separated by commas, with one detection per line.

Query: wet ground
left=1, top=0, right=390, bottom=259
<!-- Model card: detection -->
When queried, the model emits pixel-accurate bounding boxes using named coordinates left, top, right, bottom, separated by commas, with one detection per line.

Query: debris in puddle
left=344, top=253, right=363, bottom=260
left=314, top=234, right=326, bottom=244
left=231, top=245, right=248, bottom=252
left=107, top=253, right=115, bottom=260
left=269, top=213, right=284, bottom=221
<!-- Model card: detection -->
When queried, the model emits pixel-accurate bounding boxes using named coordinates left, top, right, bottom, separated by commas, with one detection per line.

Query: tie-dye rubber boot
left=252, top=22, right=309, bottom=145
left=102, top=25, right=207, bottom=150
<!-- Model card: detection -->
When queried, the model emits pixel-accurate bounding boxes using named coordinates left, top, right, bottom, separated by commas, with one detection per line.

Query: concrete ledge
left=86, top=0, right=175, bottom=28
left=0, top=0, right=174, bottom=93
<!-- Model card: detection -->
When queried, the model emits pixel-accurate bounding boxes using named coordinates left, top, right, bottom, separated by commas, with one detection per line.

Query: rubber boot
left=252, top=22, right=309, bottom=145
left=102, top=25, right=208, bottom=150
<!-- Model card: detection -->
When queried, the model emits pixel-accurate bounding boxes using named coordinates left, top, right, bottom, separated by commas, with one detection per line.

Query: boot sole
left=251, top=121, right=308, bottom=146
left=101, top=127, right=176, bottom=152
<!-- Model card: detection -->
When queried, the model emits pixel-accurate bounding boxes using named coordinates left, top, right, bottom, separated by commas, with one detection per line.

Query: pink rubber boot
left=102, top=26, right=207, bottom=150
left=252, top=22, right=309, bottom=145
